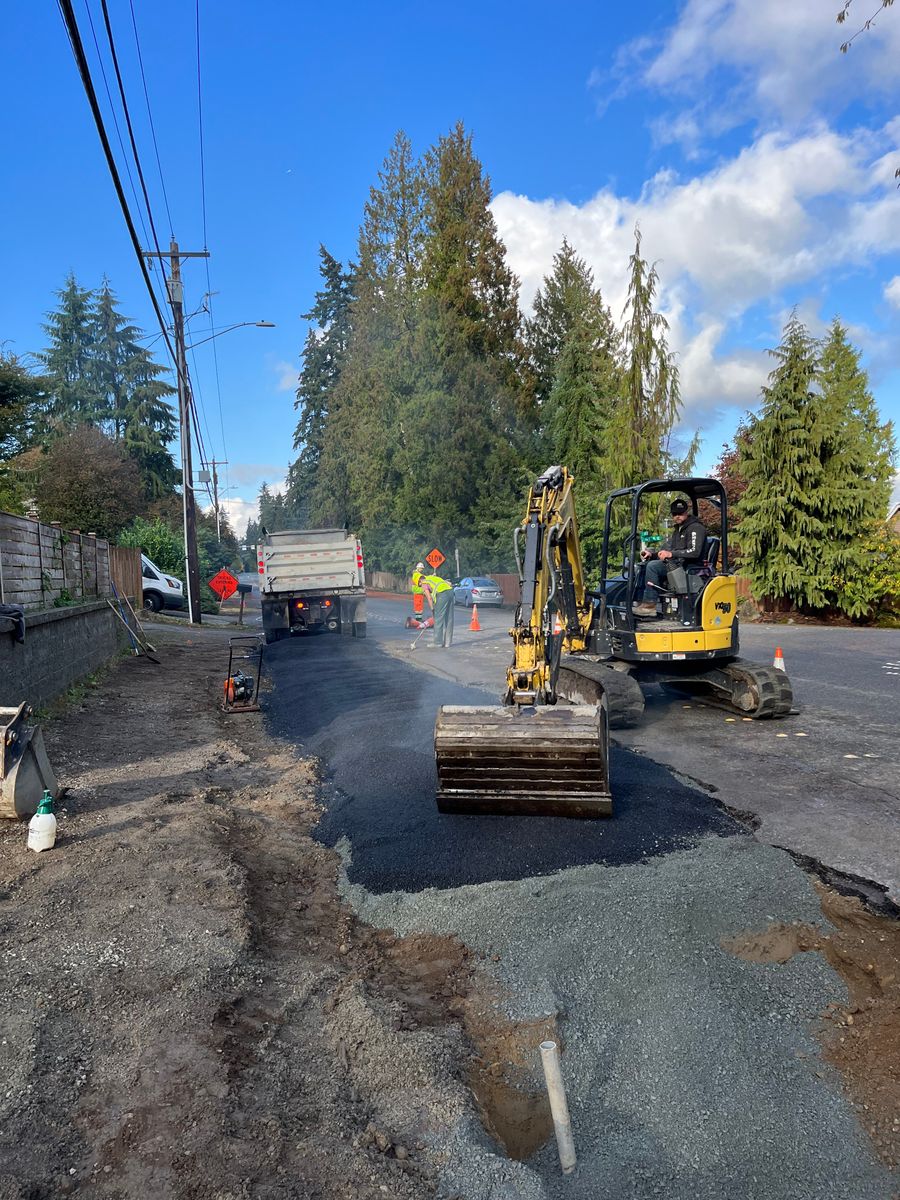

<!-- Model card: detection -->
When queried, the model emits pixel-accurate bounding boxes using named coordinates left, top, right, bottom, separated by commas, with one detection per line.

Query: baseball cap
left=670, top=498, right=690, bottom=515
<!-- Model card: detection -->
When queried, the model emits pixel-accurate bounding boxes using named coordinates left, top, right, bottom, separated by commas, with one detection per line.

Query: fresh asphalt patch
left=263, top=626, right=897, bottom=1198
left=263, top=633, right=741, bottom=893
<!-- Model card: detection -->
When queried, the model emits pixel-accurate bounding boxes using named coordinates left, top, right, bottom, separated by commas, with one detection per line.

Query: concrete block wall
left=0, top=601, right=128, bottom=709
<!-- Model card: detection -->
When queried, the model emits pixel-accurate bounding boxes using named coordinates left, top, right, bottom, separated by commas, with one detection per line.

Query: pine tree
left=40, top=273, right=100, bottom=427
left=312, top=134, right=427, bottom=531
left=738, top=314, right=852, bottom=611
left=422, top=122, right=526, bottom=382
left=818, top=318, right=894, bottom=527
left=91, top=281, right=178, bottom=498
left=608, top=228, right=683, bottom=488
left=527, top=239, right=620, bottom=410
left=288, top=247, right=355, bottom=523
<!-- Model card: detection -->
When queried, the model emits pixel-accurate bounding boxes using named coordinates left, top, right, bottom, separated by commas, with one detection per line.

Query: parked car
left=141, top=553, right=185, bottom=612
left=453, top=576, right=504, bottom=607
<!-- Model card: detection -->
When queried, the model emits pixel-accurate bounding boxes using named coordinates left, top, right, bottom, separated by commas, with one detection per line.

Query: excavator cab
left=597, top=478, right=736, bottom=655
left=576, top=477, right=793, bottom=719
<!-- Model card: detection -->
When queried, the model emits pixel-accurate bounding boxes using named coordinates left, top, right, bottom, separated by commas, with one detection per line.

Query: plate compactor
left=0, top=704, right=61, bottom=819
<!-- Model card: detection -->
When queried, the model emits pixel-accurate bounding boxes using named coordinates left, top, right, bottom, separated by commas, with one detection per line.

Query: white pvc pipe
left=540, top=1039, right=576, bottom=1175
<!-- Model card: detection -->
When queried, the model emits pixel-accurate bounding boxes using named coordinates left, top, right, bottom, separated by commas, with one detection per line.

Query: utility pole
left=143, top=238, right=209, bottom=625
left=210, top=459, right=229, bottom=540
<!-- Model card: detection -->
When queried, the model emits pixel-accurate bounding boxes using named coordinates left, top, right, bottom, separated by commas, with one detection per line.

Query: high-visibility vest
left=422, top=574, right=452, bottom=595
left=411, top=572, right=424, bottom=595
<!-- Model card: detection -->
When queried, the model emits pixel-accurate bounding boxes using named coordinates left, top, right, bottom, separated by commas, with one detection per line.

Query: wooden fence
left=0, top=510, right=138, bottom=611
left=109, top=544, right=142, bottom=603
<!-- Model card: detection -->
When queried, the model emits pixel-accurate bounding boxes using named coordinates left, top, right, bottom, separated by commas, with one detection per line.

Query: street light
left=185, top=321, right=276, bottom=351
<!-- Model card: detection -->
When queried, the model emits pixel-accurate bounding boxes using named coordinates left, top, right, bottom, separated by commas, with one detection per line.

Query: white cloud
left=495, top=126, right=899, bottom=316
left=273, top=359, right=299, bottom=392
left=885, top=276, right=900, bottom=309
left=493, top=123, right=900, bottom=431
left=227, top=462, right=289, bottom=486
left=220, top=496, right=258, bottom=538
left=639, top=0, right=900, bottom=129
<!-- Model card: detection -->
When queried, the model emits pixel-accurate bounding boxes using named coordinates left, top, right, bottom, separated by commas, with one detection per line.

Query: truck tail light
left=356, top=542, right=364, bottom=569
left=295, top=600, right=306, bottom=609
left=323, top=599, right=332, bottom=607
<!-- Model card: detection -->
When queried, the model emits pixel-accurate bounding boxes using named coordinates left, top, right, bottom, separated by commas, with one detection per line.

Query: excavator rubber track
left=434, top=704, right=611, bottom=818
left=557, top=657, right=646, bottom=728
left=659, top=658, right=794, bottom=718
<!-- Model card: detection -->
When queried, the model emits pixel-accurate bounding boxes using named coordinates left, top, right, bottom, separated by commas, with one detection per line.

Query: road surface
left=260, top=593, right=897, bottom=1200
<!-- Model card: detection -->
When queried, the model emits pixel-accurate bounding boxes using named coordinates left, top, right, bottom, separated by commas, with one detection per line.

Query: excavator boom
left=433, top=466, right=611, bottom=818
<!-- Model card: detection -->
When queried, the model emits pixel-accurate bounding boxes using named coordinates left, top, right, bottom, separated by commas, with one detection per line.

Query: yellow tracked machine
left=433, top=468, right=793, bottom=819
left=435, top=466, right=611, bottom=817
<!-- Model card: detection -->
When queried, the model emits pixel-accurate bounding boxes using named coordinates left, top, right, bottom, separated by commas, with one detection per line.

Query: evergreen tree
left=608, top=228, right=683, bottom=487
left=818, top=318, right=894, bottom=526
left=40, top=273, right=100, bottom=426
left=288, top=247, right=355, bottom=523
left=527, top=239, right=620, bottom=410
left=422, top=122, right=526, bottom=386
left=91, top=281, right=178, bottom=498
left=736, top=313, right=896, bottom=613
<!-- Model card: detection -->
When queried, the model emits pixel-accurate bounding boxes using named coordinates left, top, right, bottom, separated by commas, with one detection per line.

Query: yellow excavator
left=433, top=467, right=793, bottom=818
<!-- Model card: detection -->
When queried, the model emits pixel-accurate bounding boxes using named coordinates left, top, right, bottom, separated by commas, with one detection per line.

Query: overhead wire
left=196, top=0, right=232, bottom=524
left=81, top=0, right=152, bottom=258
left=127, top=0, right=175, bottom=237
left=97, top=0, right=169, bottom=283
left=56, top=0, right=177, bottom=374
left=60, top=0, right=220, bottom=514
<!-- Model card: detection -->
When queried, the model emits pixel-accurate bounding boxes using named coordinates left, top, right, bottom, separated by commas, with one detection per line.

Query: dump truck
left=257, top=528, right=366, bottom=644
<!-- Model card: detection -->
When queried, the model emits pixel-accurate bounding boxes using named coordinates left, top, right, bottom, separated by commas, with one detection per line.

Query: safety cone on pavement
left=469, top=604, right=481, bottom=632
left=773, top=646, right=785, bottom=671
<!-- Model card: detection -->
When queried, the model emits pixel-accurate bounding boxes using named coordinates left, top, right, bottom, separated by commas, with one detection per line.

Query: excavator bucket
left=0, top=705, right=60, bottom=820
left=434, top=704, right=611, bottom=818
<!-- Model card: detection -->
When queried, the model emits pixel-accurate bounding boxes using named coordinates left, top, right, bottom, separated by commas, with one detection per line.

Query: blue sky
left=3, top=1, right=899, bottom=533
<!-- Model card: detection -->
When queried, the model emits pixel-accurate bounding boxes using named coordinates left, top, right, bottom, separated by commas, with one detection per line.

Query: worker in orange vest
left=411, top=562, right=426, bottom=615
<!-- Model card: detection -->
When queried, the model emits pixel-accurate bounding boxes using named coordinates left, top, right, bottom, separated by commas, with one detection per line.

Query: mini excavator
left=433, top=467, right=793, bottom=819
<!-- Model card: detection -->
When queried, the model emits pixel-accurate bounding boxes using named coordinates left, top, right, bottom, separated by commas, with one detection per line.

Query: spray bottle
left=27, top=790, right=57, bottom=853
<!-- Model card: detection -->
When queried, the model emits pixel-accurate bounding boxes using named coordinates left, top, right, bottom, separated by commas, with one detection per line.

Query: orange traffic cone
left=773, top=646, right=785, bottom=671
left=553, top=612, right=563, bottom=636
left=469, top=604, right=481, bottom=632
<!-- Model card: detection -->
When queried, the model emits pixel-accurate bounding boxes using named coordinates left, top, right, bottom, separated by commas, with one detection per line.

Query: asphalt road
left=261, top=594, right=897, bottom=1199
left=263, top=613, right=739, bottom=893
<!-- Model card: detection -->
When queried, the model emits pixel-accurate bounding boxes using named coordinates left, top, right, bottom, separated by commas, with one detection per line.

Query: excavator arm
left=506, top=465, right=593, bottom=706
left=433, top=466, right=611, bottom=818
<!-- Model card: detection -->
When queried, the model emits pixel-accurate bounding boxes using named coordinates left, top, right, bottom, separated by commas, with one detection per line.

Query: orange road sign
left=425, top=548, right=446, bottom=570
left=208, top=568, right=239, bottom=601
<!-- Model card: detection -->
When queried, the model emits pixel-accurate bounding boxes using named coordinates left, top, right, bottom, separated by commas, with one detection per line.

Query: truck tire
left=353, top=621, right=367, bottom=639
left=144, top=592, right=163, bottom=613
left=264, top=629, right=287, bottom=645
left=341, top=619, right=353, bottom=636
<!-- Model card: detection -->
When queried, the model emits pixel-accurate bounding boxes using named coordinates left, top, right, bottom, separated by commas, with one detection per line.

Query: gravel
left=342, top=833, right=896, bottom=1200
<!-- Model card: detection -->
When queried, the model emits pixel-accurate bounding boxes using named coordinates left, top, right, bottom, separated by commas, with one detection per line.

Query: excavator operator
left=633, top=497, right=706, bottom=617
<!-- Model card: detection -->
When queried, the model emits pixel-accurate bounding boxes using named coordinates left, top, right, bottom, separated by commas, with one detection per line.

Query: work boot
left=632, top=601, right=657, bottom=618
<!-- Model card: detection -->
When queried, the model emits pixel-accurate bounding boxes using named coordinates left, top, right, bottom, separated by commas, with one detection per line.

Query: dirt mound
left=724, top=883, right=900, bottom=1167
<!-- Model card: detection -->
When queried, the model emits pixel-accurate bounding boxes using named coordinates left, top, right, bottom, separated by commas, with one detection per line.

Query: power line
left=81, top=0, right=151, bottom=256
left=56, top=0, right=177, bottom=371
left=127, top=0, right=175, bottom=236
left=97, top=0, right=169, bottom=282
left=195, top=0, right=231, bottom=509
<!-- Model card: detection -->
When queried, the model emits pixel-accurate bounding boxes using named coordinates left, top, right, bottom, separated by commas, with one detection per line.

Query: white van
left=141, top=553, right=185, bottom=612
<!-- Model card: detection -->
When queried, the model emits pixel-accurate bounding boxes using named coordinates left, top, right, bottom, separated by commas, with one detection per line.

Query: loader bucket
left=0, top=705, right=60, bottom=820
left=434, top=704, right=611, bottom=818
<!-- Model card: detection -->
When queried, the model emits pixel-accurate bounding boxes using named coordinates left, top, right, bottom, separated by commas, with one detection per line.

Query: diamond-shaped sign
left=208, top=568, right=239, bottom=601
left=425, top=548, right=446, bottom=571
